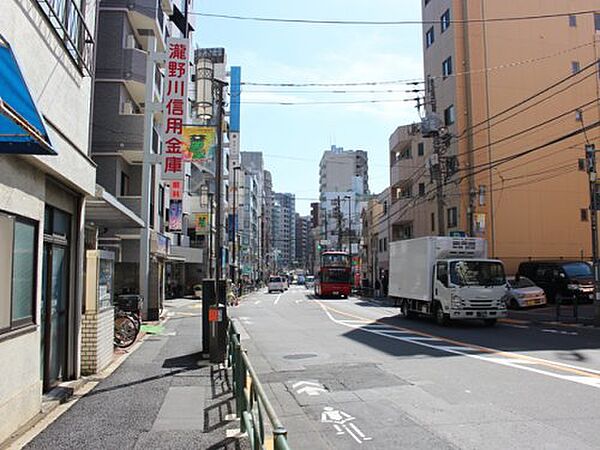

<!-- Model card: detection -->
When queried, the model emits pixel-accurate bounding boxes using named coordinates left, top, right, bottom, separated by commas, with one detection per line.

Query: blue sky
left=194, top=1, right=424, bottom=215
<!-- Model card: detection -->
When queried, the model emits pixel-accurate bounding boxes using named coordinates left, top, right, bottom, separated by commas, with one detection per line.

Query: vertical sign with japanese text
left=162, top=37, right=189, bottom=182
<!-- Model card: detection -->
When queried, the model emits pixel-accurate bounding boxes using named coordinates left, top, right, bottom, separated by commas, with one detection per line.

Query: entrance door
left=41, top=243, right=69, bottom=390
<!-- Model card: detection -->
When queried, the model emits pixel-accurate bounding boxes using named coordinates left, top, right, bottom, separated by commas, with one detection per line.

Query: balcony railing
left=35, top=0, right=95, bottom=76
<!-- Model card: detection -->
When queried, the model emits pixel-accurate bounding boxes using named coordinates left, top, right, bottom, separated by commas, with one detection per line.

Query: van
left=517, top=260, right=594, bottom=303
left=268, top=276, right=285, bottom=294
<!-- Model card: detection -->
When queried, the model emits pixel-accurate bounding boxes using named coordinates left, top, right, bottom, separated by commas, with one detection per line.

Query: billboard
left=182, top=125, right=216, bottom=162
left=195, top=213, right=209, bottom=235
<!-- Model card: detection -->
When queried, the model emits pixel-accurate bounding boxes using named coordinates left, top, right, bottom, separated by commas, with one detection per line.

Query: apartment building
left=319, top=145, right=369, bottom=194
left=295, top=214, right=311, bottom=271
left=0, top=0, right=97, bottom=441
left=263, top=170, right=273, bottom=275
left=397, top=0, right=600, bottom=272
left=272, top=192, right=296, bottom=270
left=361, top=190, right=390, bottom=291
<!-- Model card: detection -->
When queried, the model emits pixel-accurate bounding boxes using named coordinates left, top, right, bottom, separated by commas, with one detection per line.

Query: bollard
left=202, top=279, right=216, bottom=357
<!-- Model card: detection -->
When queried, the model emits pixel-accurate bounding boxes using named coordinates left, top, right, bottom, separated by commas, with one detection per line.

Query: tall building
left=295, top=214, right=312, bottom=271
left=240, top=152, right=265, bottom=280
left=1, top=0, right=98, bottom=440
left=271, top=193, right=296, bottom=270
left=319, top=145, right=369, bottom=194
left=263, top=170, right=273, bottom=275
left=392, top=1, right=600, bottom=273
left=92, top=0, right=196, bottom=316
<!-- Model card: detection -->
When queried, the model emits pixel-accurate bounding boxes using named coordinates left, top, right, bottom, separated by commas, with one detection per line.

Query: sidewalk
left=20, top=299, right=248, bottom=450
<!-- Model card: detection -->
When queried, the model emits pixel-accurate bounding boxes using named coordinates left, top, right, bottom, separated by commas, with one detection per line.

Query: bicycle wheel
left=114, top=314, right=139, bottom=348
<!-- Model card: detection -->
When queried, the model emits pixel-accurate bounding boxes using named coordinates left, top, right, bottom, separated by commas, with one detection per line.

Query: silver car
left=506, top=276, right=547, bottom=309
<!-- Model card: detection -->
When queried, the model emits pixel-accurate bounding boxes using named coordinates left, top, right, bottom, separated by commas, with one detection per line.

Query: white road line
left=274, top=292, right=283, bottom=305
left=315, top=300, right=600, bottom=390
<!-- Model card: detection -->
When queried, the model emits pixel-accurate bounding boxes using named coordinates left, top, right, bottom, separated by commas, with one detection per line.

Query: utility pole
left=214, top=80, right=226, bottom=281
left=586, top=144, right=600, bottom=325
left=208, top=192, right=214, bottom=278
left=231, top=165, right=241, bottom=284
left=336, top=196, right=342, bottom=251
left=428, top=78, right=446, bottom=237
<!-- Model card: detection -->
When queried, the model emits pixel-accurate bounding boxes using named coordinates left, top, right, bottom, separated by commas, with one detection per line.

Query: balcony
left=391, top=160, right=420, bottom=185
left=101, top=0, right=166, bottom=51
left=118, top=196, right=142, bottom=218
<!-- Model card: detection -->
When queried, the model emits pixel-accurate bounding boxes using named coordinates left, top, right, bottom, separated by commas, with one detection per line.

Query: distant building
left=319, top=145, right=368, bottom=194
left=295, top=214, right=311, bottom=271
left=271, top=193, right=296, bottom=270
left=263, top=170, right=273, bottom=275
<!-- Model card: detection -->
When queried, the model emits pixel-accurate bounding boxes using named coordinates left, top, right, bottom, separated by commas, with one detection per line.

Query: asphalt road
left=232, top=285, right=600, bottom=450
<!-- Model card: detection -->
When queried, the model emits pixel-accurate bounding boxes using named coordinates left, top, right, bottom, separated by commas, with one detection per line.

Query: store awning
left=86, top=185, right=145, bottom=229
left=0, top=35, right=55, bottom=155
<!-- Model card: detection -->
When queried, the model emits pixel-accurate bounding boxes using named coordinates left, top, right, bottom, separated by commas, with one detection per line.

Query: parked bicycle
left=113, top=294, right=144, bottom=348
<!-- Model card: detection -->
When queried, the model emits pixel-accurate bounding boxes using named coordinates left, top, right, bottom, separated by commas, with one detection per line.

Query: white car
left=506, top=276, right=547, bottom=309
left=268, top=276, right=286, bottom=293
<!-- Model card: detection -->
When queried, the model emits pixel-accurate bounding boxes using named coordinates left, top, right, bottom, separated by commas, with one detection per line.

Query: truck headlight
left=451, top=294, right=462, bottom=308
left=567, top=284, right=579, bottom=291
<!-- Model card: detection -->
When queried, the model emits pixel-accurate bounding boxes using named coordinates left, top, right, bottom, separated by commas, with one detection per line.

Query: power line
left=191, top=10, right=598, bottom=26
left=242, top=98, right=417, bottom=105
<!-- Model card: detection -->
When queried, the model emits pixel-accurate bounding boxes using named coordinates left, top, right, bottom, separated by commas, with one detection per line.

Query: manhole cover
left=283, top=353, right=318, bottom=360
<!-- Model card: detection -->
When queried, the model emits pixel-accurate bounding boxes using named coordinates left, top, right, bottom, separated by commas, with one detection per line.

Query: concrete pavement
left=21, top=298, right=249, bottom=450
left=232, top=285, right=600, bottom=449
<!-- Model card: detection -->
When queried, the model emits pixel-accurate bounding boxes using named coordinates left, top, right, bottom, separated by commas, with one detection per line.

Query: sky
left=194, top=1, right=424, bottom=215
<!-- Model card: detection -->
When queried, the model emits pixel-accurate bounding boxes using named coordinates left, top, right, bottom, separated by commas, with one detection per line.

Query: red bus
left=314, top=251, right=352, bottom=298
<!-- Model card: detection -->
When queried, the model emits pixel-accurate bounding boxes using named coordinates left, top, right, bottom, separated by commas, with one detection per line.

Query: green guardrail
left=228, top=321, right=291, bottom=450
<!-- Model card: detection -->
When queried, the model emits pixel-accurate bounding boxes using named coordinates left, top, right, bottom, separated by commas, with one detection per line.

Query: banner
left=182, top=125, right=216, bottom=162
left=162, top=37, right=189, bottom=181
left=195, top=213, right=209, bottom=235
left=169, top=200, right=183, bottom=232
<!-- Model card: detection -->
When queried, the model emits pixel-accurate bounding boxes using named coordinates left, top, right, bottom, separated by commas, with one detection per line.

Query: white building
left=319, top=145, right=369, bottom=194
left=0, top=1, right=97, bottom=442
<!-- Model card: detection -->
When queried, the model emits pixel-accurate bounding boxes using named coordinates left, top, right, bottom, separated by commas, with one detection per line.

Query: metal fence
left=228, top=321, right=290, bottom=450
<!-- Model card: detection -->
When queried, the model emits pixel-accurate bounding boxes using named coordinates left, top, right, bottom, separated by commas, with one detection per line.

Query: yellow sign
left=182, top=126, right=216, bottom=162
left=195, top=213, right=209, bottom=235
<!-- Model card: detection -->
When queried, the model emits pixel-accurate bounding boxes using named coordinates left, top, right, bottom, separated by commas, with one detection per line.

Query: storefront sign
left=195, top=213, right=209, bottom=235
left=162, top=37, right=189, bottom=182
left=182, top=125, right=216, bottom=162
left=170, top=180, right=183, bottom=201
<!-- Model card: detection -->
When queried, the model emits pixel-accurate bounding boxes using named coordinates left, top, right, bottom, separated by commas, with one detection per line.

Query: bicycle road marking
left=315, top=300, right=600, bottom=390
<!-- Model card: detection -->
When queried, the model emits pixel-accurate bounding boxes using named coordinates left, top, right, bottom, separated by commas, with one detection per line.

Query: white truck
left=389, top=237, right=508, bottom=326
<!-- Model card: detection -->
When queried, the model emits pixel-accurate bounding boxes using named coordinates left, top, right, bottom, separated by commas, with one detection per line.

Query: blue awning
left=0, top=35, right=55, bottom=155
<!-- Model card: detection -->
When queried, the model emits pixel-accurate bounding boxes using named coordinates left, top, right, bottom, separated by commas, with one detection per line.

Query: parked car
left=506, top=276, right=547, bottom=309
left=517, top=260, right=594, bottom=303
left=305, top=275, right=315, bottom=290
left=268, top=276, right=286, bottom=293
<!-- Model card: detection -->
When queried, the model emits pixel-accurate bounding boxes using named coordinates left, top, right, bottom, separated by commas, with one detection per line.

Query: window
left=419, top=183, right=426, bottom=196
left=581, top=208, right=589, bottom=221
left=569, top=14, right=577, bottom=27
left=571, top=61, right=581, bottom=74
left=418, top=142, right=425, bottom=156
left=120, top=172, right=129, bottom=196
left=447, top=207, right=458, bottom=228
left=426, top=27, right=435, bottom=48
left=436, top=261, right=448, bottom=287
left=579, top=158, right=586, bottom=171
left=444, top=104, right=455, bottom=126
left=383, top=237, right=388, bottom=252
left=595, top=13, right=600, bottom=31
left=0, top=212, right=37, bottom=332
left=442, top=56, right=453, bottom=78
left=441, top=9, right=451, bottom=32
left=400, top=184, right=413, bottom=199
left=400, top=146, right=412, bottom=160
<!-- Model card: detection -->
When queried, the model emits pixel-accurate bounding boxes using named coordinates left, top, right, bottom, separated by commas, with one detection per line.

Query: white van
left=268, top=276, right=286, bottom=293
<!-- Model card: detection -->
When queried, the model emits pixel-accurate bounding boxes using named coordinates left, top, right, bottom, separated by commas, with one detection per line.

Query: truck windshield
left=450, top=261, right=506, bottom=287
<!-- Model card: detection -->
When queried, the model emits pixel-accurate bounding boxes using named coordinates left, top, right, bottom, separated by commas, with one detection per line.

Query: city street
left=233, top=285, right=600, bottom=449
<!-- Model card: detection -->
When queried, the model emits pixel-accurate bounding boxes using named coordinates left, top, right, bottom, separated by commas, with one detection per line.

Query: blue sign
left=230, top=66, right=241, bottom=133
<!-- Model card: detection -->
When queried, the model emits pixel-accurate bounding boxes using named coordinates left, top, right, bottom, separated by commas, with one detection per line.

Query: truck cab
left=434, top=259, right=508, bottom=325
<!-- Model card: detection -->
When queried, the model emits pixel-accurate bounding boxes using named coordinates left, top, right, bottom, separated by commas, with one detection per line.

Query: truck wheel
left=483, top=318, right=497, bottom=327
left=435, top=303, right=449, bottom=326
left=401, top=300, right=415, bottom=319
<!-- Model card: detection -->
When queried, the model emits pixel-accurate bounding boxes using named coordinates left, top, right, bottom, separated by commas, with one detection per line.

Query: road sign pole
left=585, top=144, right=600, bottom=326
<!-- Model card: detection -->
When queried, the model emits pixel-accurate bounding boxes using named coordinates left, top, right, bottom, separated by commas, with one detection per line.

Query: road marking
left=542, top=328, right=578, bottom=336
left=316, top=300, right=600, bottom=390
left=274, top=292, right=283, bottom=305
left=321, top=406, right=372, bottom=444
left=292, top=380, right=327, bottom=396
